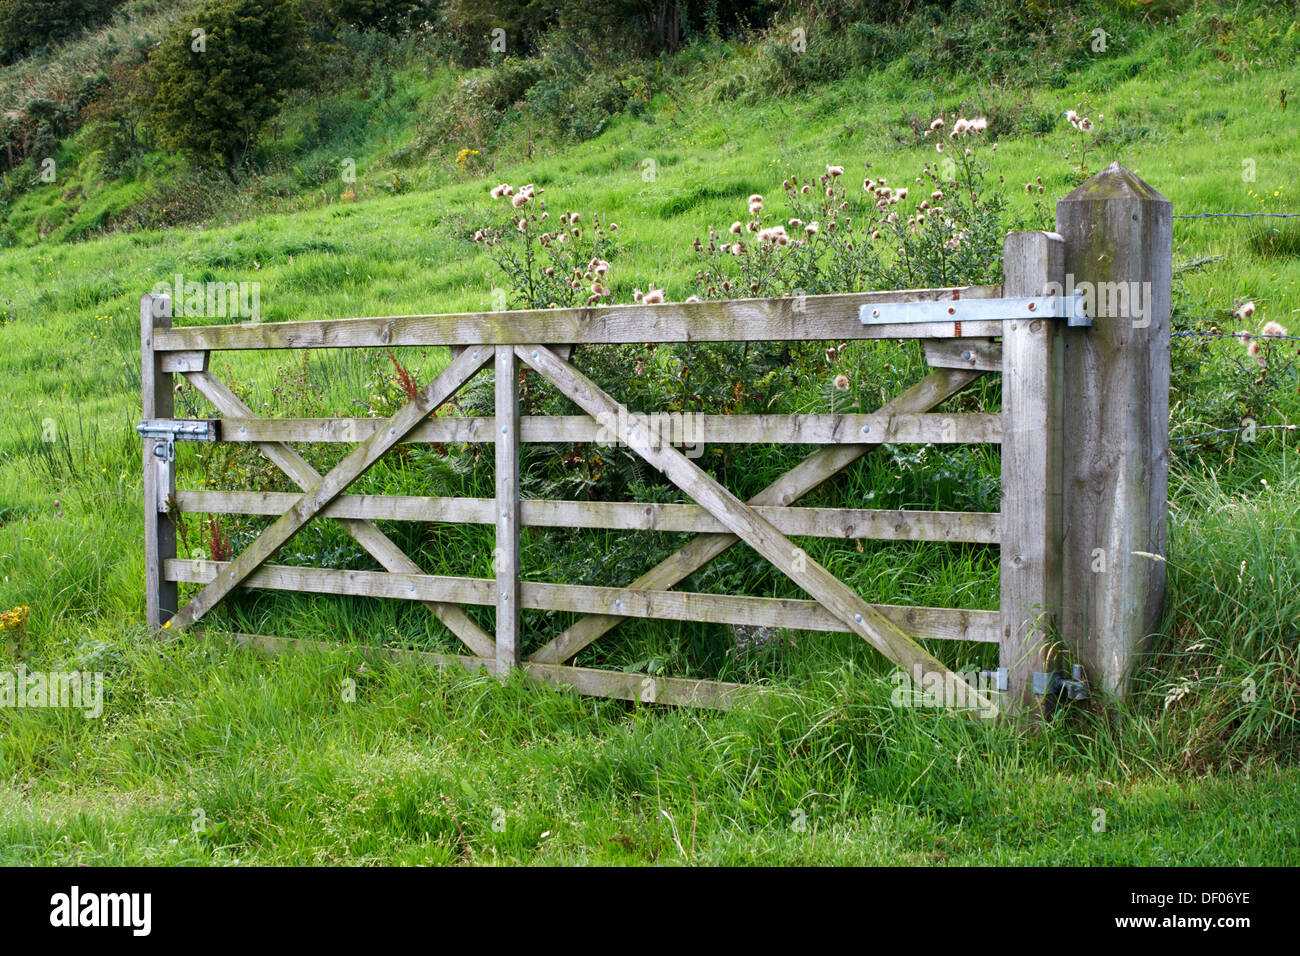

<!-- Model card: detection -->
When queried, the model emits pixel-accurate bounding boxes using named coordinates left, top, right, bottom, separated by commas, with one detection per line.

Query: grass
left=0, top=7, right=1298, bottom=864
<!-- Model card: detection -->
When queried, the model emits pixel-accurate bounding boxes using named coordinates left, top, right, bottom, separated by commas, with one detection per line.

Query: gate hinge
left=860, top=292, right=1091, bottom=328
left=1033, top=665, right=1089, bottom=701
left=137, top=418, right=220, bottom=461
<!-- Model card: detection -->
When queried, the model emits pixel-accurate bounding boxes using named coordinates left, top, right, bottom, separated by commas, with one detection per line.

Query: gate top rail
left=152, top=284, right=1007, bottom=352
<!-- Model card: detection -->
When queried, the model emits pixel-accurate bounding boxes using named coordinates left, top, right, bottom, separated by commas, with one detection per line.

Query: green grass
left=1, top=9, right=1298, bottom=864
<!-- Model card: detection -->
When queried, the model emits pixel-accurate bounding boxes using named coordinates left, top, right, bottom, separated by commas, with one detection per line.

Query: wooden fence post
left=1056, top=162, right=1172, bottom=699
left=1000, top=232, right=1066, bottom=716
left=495, top=345, right=521, bottom=673
left=141, top=293, right=177, bottom=629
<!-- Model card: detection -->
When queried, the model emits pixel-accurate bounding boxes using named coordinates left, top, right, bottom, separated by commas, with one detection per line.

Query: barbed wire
left=1168, top=327, right=1298, bottom=444
left=1173, top=329, right=1300, bottom=343
left=1172, top=424, right=1299, bottom=443
left=1173, top=212, right=1299, bottom=220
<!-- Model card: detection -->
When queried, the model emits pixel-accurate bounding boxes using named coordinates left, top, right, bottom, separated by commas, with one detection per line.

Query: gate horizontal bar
left=152, top=285, right=1004, bottom=351
left=214, top=412, right=1002, bottom=446
left=167, top=559, right=1000, bottom=643
left=216, top=631, right=753, bottom=709
left=175, top=490, right=1002, bottom=543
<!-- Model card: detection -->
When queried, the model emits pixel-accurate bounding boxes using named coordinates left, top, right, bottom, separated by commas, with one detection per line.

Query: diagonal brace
left=183, top=368, right=495, bottom=658
left=167, top=346, right=491, bottom=632
left=518, top=345, right=997, bottom=716
left=529, top=365, right=985, bottom=665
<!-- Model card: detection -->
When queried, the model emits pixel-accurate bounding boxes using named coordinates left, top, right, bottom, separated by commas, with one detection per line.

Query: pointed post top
left=1060, top=161, right=1170, bottom=205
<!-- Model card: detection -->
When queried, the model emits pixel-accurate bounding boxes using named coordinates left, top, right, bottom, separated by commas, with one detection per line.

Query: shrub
left=0, top=0, right=127, bottom=66
left=148, top=0, right=309, bottom=172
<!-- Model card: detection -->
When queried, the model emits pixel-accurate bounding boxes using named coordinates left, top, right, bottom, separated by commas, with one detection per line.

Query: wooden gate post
left=141, top=293, right=177, bottom=629
left=1000, top=232, right=1066, bottom=716
left=495, top=345, right=521, bottom=673
left=1056, top=163, right=1172, bottom=699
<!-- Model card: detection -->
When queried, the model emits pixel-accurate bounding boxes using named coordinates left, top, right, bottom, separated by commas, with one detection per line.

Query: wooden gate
left=141, top=204, right=1172, bottom=715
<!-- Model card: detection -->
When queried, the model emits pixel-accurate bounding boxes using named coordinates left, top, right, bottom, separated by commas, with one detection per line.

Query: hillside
left=0, top=0, right=1298, bottom=864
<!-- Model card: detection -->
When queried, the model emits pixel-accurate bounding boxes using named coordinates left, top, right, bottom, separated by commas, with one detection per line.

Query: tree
left=148, top=0, right=307, bottom=173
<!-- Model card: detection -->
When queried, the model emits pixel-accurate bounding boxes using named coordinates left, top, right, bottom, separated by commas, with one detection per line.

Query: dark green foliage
left=148, top=0, right=308, bottom=170
left=303, top=0, right=438, bottom=33
left=0, top=0, right=126, bottom=65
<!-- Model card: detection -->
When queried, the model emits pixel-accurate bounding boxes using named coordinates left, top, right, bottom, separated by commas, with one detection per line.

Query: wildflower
left=827, top=165, right=844, bottom=177
left=729, top=221, right=743, bottom=234
left=936, top=143, right=944, bottom=153
left=1066, top=109, right=1079, bottom=127
left=1262, top=321, right=1289, bottom=337
left=517, top=219, right=528, bottom=231
left=748, top=194, right=763, bottom=204
left=896, top=187, right=908, bottom=200
left=489, top=183, right=513, bottom=199
left=929, top=117, right=944, bottom=130
left=788, top=218, right=803, bottom=228
left=511, top=192, right=530, bottom=208
left=833, top=374, right=850, bottom=391
left=969, top=117, right=988, bottom=132
left=608, top=223, right=618, bottom=231
left=805, top=221, right=819, bottom=236
left=1234, top=301, right=1256, bottom=320
left=642, top=287, right=665, bottom=305
left=684, top=295, right=700, bottom=303
left=749, top=200, right=763, bottom=215
left=1079, top=117, right=1093, bottom=132
left=953, top=118, right=969, bottom=136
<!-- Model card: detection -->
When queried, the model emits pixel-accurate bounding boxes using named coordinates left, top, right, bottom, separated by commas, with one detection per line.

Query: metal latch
left=860, top=292, right=1091, bottom=328
left=137, top=419, right=219, bottom=460
left=1033, top=665, right=1089, bottom=700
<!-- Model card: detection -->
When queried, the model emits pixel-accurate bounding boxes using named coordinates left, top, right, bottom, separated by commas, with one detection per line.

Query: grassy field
left=1, top=6, right=1298, bottom=864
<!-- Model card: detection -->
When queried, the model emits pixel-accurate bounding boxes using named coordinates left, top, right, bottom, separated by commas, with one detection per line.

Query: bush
left=148, top=0, right=309, bottom=172
left=0, top=0, right=126, bottom=66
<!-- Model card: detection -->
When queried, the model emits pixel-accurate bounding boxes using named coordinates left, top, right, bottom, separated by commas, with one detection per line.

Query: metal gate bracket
left=860, top=292, right=1090, bottom=328
left=1032, top=665, right=1089, bottom=700
left=137, top=419, right=220, bottom=461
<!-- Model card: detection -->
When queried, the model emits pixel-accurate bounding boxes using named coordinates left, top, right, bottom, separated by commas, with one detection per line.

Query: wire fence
left=1169, top=326, right=1297, bottom=445
left=1173, top=211, right=1299, bottom=220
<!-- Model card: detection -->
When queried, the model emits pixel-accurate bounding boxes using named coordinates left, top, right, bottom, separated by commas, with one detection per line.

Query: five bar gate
left=141, top=199, right=1172, bottom=716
